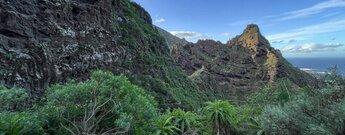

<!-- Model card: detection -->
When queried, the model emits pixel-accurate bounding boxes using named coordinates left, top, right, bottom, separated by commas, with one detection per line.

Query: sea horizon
left=286, top=57, right=345, bottom=76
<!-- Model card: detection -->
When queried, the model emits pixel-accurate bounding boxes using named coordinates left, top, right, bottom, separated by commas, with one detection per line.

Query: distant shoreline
left=287, top=57, right=345, bottom=76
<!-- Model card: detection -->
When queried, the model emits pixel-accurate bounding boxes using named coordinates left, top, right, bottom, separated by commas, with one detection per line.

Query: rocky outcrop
left=172, top=24, right=317, bottom=100
left=0, top=0, right=206, bottom=109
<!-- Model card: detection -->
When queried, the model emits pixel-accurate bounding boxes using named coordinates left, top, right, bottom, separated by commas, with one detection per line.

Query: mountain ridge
left=171, top=24, right=317, bottom=100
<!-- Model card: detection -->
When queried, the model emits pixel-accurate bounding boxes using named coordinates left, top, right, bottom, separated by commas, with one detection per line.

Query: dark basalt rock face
left=0, top=0, right=205, bottom=109
left=172, top=40, right=260, bottom=100
left=0, top=0, right=134, bottom=98
left=172, top=24, right=317, bottom=100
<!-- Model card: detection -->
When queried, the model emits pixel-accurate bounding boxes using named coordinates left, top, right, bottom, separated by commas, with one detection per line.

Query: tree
left=44, top=71, right=158, bottom=134
left=202, top=100, right=237, bottom=135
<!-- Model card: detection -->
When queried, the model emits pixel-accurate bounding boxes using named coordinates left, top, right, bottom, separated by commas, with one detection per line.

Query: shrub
left=0, top=86, right=28, bottom=111
left=0, top=112, right=45, bottom=135
left=234, top=105, right=265, bottom=135
left=43, top=71, right=158, bottom=134
left=260, top=76, right=345, bottom=135
left=153, top=108, right=202, bottom=135
left=153, top=115, right=180, bottom=135
left=168, top=109, right=201, bottom=134
left=248, top=79, right=300, bottom=106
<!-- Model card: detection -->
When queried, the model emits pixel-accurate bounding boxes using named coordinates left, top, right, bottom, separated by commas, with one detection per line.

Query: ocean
left=286, top=58, right=345, bottom=76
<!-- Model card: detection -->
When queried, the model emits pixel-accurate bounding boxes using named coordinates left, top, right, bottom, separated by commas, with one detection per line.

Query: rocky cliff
left=0, top=0, right=318, bottom=108
left=172, top=24, right=317, bottom=100
left=0, top=0, right=207, bottom=109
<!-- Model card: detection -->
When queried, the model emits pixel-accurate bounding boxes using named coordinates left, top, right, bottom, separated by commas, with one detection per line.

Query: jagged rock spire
left=244, top=24, right=260, bottom=34
left=238, top=24, right=270, bottom=51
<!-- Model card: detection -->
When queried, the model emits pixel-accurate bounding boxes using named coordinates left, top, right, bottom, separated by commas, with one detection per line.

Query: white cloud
left=220, top=32, right=231, bottom=37
left=282, top=43, right=344, bottom=53
left=288, top=39, right=297, bottom=43
left=170, top=31, right=211, bottom=41
left=155, top=18, right=165, bottom=23
left=271, top=39, right=297, bottom=44
left=267, top=19, right=345, bottom=42
left=272, top=40, right=284, bottom=44
left=276, top=0, right=345, bottom=21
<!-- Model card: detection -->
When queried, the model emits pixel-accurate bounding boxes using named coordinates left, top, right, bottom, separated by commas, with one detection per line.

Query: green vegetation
left=0, top=86, right=28, bottom=111
left=153, top=109, right=202, bottom=134
left=0, top=0, right=343, bottom=134
left=244, top=71, right=345, bottom=135
left=0, top=112, right=45, bottom=135
left=0, top=71, right=158, bottom=135
left=114, top=0, right=209, bottom=110
left=42, top=71, right=158, bottom=134
left=0, top=70, right=344, bottom=134
left=259, top=74, right=345, bottom=135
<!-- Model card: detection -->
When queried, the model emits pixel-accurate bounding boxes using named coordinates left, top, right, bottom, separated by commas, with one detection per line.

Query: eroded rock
left=171, top=24, right=318, bottom=100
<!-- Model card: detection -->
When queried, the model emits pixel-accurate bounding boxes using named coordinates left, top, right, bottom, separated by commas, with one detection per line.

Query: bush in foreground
left=43, top=71, right=158, bottom=134
left=0, top=71, right=158, bottom=135
left=0, top=70, right=344, bottom=135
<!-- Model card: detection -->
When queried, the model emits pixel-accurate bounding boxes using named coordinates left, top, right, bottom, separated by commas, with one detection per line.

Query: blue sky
left=132, top=0, right=345, bottom=58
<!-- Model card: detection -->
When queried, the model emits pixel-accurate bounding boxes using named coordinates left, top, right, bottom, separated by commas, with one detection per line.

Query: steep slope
left=229, top=24, right=317, bottom=86
left=0, top=0, right=207, bottom=109
left=155, top=26, right=189, bottom=50
left=172, top=24, right=317, bottom=100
